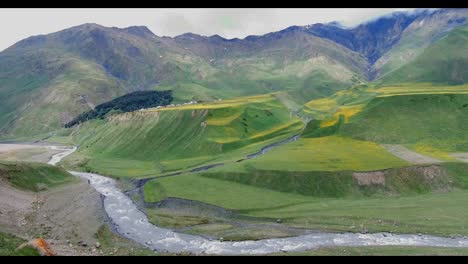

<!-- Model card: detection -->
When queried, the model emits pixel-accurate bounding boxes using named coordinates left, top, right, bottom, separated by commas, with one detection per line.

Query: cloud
left=158, top=11, right=196, bottom=35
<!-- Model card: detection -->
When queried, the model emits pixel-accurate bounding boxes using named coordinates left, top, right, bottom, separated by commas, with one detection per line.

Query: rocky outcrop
left=353, top=171, right=386, bottom=186
left=353, top=165, right=449, bottom=188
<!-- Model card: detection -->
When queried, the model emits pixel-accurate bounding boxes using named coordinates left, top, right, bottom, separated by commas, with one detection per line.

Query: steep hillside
left=373, top=8, right=468, bottom=79
left=339, top=94, right=468, bottom=151
left=1, top=9, right=467, bottom=140
left=378, top=26, right=468, bottom=84
left=155, top=29, right=368, bottom=103
left=65, top=90, right=173, bottom=127
left=0, top=53, right=126, bottom=139
left=5, top=24, right=185, bottom=86
left=0, top=24, right=190, bottom=139
left=304, top=11, right=419, bottom=64
left=0, top=23, right=367, bottom=139
left=62, top=95, right=303, bottom=177
left=0, top=160, right=74, bottom=192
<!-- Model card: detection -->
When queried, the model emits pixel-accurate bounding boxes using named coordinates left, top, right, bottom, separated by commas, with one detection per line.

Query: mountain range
left=0, top=8, right=467, bottom=139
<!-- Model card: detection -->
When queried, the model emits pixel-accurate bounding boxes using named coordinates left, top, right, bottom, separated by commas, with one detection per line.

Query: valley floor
left=0, top=144, right=161, bottom=256
left=3, top=138, right=468, bottom=255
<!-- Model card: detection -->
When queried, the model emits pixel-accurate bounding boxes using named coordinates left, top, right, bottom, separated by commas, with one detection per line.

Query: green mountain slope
left=147, top=29, right=368, bottom=105
left=0, top=160, right=74, bottom=192
left=1, top=10, right=467, bottom=140
left=0, top=52, right=125, bottom=139
left=62, top=95, right=303, bottom=177
left=339, top=93, right=468, bottom=151
left=0, top=24, right=366, bottom=140
left=378, top=26, right=468, bottom=85
left=372, top=9, right=468, bottom=79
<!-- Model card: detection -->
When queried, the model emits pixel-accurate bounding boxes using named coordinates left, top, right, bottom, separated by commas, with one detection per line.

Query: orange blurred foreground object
left=17, top=238, right=56, bottom=256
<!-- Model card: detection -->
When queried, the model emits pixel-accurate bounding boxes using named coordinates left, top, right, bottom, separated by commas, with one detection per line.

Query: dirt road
left=450, top=153, right=468, bottom=163
left=381, top=144, right=442, bottom=164
left=0, top=144, right=62, bottom=163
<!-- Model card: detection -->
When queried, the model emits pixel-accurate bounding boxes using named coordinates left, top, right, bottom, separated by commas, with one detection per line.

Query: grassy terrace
left=339, top=93, right=468, bottom=151
left=271, top=246, right=468, bottom=256
left=0, top=232, right=39, bottom=256
left=303, top=86, right=468, bottom=155
left=144, top=163, right=468, bottom=237
left=374, top=83, right=468, bottom=97
left=303, top=83, right=468, bottom=121
left=220, top=136, right=409, bottom=172
left=143, top=94, right=277, bottom=112
left=0, top=160, right=74, bottom=192
left=61, top=94, right=304, bottom=178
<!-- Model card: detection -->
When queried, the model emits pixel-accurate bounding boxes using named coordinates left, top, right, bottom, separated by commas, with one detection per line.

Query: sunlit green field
left=0, top=232, right=40, bottom=256
left=144, top=94, right=276, bottom=112
left=271, top=246, right=468, bottom=256
left=339, top=94, right=468, bottom=151
left=222, top=136, right=409, bottom=172
left=374, top=83, right=468, bottom=97
left=144, top=171, right=468, bottom=237
left=0, top=160, right=75, bottom=192
left=60, top=95, right=303, bottom=178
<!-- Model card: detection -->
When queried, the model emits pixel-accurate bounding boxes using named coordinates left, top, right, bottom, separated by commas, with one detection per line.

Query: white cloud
left=0, top=8, right=416, bottom=51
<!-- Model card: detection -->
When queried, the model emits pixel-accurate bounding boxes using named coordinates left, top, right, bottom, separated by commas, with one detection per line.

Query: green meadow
left=59, top=94, right=304, bottom=178
left=143, top=163, right=468, bottom=236
left=0, top=160, right=75, bottom=192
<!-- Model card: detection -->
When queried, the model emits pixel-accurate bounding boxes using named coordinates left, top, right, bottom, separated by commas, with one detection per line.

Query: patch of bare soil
left=0, top=144, right=61, bottom=163
left=0, top=180, right=35, bottom=236
left=28, top=179, right=107, bottom=255
left=450, top=153, right=468, bottom=163
left=353, top=171, right=386, bottom=186
left=0, top=144, right=42, bottom=152
left=352, top=165, right=449, bottom=190
left=381, top=144, right=442, bottom=164
left=0, top=178, right=109, bottom=256
left=417, top=165, right=445, bottom=181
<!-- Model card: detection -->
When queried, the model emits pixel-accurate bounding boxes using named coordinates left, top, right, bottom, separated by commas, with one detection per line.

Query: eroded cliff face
left=353, top=165, right=452, bottom=193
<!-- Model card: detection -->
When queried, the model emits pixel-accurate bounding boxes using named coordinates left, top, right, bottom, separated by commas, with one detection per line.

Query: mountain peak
left=325, top=21, right=347, bottom=29
left=71, top=23, right=107, bottom=31
left=121, top=26, right=156, bottom=38
left=209, top=34, right=225, bottom=40
left=175, top=32, right=204, bottom=40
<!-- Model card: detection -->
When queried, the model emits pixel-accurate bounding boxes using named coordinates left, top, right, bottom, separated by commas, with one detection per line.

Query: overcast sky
left=0, top=8, right=418, bottom=51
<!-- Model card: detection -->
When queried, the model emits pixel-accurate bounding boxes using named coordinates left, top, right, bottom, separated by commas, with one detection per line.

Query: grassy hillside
left=217, top=136, right=409, bottom=172
left=0, top=232, right=40, bottom=256
left=273, top=246, right=468, bottom=256
left=1, top=14, right=467, bottom=140
left=63, top=95, right=303, bottom=177
left=372, top=9, right=468, bottom=79
left=0, top=23, right=367, bottom=140
left=374, top=83, right=468, bottom=97
left=0, top=160, right=74, bottom=192
left=378, top=26, right=468, bottom=85
left=339, top=93, right=468, bottom=151
left=156, top=70, right=354, bottom=106
left=302, top=84, right=468, bottom=155
left=143, top=163, right=468, bottom=236
left=65, top=90, right=173, bottom=127
left=0, top=52, right=126, bottom=140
